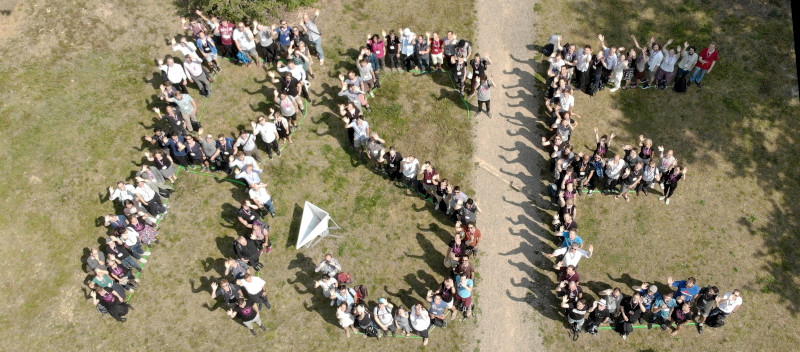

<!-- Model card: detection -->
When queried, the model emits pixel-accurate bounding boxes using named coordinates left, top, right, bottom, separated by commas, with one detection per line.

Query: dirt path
left=473, top=0, right=552, bottom=351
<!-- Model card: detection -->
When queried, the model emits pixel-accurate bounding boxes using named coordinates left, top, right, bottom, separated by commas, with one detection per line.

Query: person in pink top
left=689, top=42, right=718, bottom=88
left=368, top=34, right=387, bottom=71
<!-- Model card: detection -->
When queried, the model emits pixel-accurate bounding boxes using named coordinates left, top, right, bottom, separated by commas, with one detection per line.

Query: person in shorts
left=429, top=32, right=445, bottom=71
left=227, top=297, right=267, bottom=336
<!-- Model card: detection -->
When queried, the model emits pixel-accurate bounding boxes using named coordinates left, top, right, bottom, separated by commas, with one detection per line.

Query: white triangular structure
left=296, top=201, right=342, bottom=249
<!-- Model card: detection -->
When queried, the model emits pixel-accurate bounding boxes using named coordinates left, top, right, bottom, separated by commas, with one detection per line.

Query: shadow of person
left=201, top=257, right=227, bottom=276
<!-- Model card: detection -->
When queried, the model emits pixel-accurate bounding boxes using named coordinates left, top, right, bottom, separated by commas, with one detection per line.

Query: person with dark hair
left=315, top=275, right=339, bottom=306
left=650, top=291, right=678, bottom=330
left=228, top=297, right=267, bottom=336
left=238, top=273, right=272, bottom=311
left=383, top=146, right=403, bottom=186
left=576, top=45, right=592, bottom=92
left=669, top=301, right=694, bottom=336
left=336, top=302, right=359, bottom=337
left=410, top=303, right=431, bottom=346
left=367, top=34, right=386, bottom=71
left=146, top=149, right=177, bottom=184
left=694, top=285, right=719, bottom=334
left=224, top=258, right=251, bottom=280
left=474, top=74, right=494, bottom=118
left=234, top=130, right=262, bottom=163
left=659, top=165, right=687, bottom=205
left=414, top=33, right=430, bottom=72
left=384, top=29, right=401, bottom=73
left=425, top=293, right=449, bottom=328
left=468, top=54, right=491, bottom=98
left=585, top=299, right=611, bottom=336
left=452, top=55, right=468, bottom=96
left=618, top=291, right=646, bottom=340
left=252, top=113, right=281, bottom=160
left=233, top=235, right=262, bottom=271
left=91, top=285, right=131, bottom=322
left=561, top=297, right=588, bottom=340
left=707, top=289, right=743, bottom=324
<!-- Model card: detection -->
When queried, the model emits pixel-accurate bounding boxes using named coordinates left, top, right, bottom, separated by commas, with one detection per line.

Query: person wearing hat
left=373, top=298, right=396, bottom=336
left=585, top=298, right=611, bottom=336
left=632, top=282, right=661, bottom=325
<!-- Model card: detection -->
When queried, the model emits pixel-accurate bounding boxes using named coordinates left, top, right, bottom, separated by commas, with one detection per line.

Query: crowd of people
left=84, top=5, right=490, bottom=344
left=544, top=33, right=719, bottom=95
left=540, top=34, right=739, bottom=341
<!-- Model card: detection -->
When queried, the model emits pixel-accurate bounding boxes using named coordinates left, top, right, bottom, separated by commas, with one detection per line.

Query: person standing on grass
left=576, top=45, right=592, bottom=92
left=228, top=297, right=267, bottom=336
left=668, top=301, right=694, bottom=336
left=249, top=182, right=276, bottom=218
left=155, top=106, right=187, bottom=136
left=420, top=162, right=440, bottom=199
left=410, top=303, right=431, bottom=346
left=650, top=291, right=678, bottom=330
left=434, top=179, right=453, bottom=212
left=597, top=34, right=621, bottom=87
left=182, top=55, right=212, bottom=97
left=217, top=18, right=236, bottom=58
left=609, top=53, right=629, bottom=92
left=158, top=56, right=188, bottom=93
left=374, top=298, right=397, bottom=336
left=453, top=55, right=468, bottom=96
left=92, top=267, right=128, bottom=298
left=668, top=276, right=700, bottom=302
left=87, top=247, right=107, bottom=271
left=164, top=134, right=189, bottom=168
left=356, top=56, right=377, bottom=98
left=689, top=42, right=719, bottom=89
left=694, top=285, right=719, bottom=334
left=128, top=215, right=158, bottom=246
left=106, top=260, right=138, bottom=292
left=426, top=293, right=449, bottom=328
left=629, top=37, right=649, bottom=89
left=615, top=161, right=643, bottom=202
left=184, top=134, right=205, bottom=167
left=655, top=43, right=679, bottom=89
left=339, top=103, right=362, bottom=147
left=414, top=33, right=431, bottom=72
left=254, top=21, right=277, bottom=67
left=585, top=299, right=611, bottom=336
left=455, top=273, right=475, bottom=320
left=620, top=49, right=637, bottom=89
left=196, top=32, right=221, bottom=73
left=429, top=32, right=445, bottom=72
left=211, top=278, right=244, bottom=308
left=315, top=254, right=343, bottom=278
left=194, top=10, right=220, bottom=44
left=588, top=49, right=606, bottom=94
left=445, top=232, right=469, bottom=269
left=631, top=283, right=660, bottom=325
left=233, top=129, right=262, bottom=164
left=234, top=22, right=259, bottom=67
left=228, top=150, right=260, bottom=173
left=475, top=74, right=494, bottom=118
left=171, top=37, right=201, bottom=62
left=561, top=297, right=588, bottom=340
left=345, top=115, right=371, bottom=159
left=134, top=177, right=167, bottom=217
left=234, top=235, right=262, bottom=271
left=252, top=112, right=281, bottom=160
left=586, top=153, right=605, bottom=195
left=384, top=30, right=401, bottom=73
left=315, top=275, right=339, bottom=305
left=400, top=154, right=421, bottom=193
left=618, top=291, right=646, bottom=340
left=234, top=163, right=262, bottom=187
left=674, top=42, right=698, bottom=92
left=365, top=133, right=386, bottom=173
left=638, top=159, right=658, bottom=196
left=707, top=289, right=743, bottom=323
left=603, top=154, right=626, bottom=194
left=274, top=19, right=293, bottom=56
left=338, top=81, right=370, bottom=113
left=367, top=34, right=386, bottom=71
left=384, top=146, right=403, bottom=186
left=337, top=302, right=359, bottom=337
left=197, top=133, right=218, bottom=172
left=659, top=165, right=686, bottom=205
left=238, top=273, right=272, bottom=311
left=631, top=36, right=664, bottom=89
left=91, top=285, right=130, bottom=322
left=166, top=91, right=199, bottom=132
left=400, top=28, right=416, bottom=72
left=432, top=277, right=458, bottom=320
left=106, top=238, right=143, bottom=273
left=302, top=9, right=325, bottom=65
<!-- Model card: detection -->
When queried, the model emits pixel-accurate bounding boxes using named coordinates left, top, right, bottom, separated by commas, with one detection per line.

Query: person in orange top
left=458, top=220, right=482, bottom=254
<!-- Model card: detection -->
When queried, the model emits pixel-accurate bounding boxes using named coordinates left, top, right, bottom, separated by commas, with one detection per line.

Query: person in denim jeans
left=106, top=239, right=143, bottom=272
left=302, top=10, right=325, bottom=65
left=414, top=34, right=430, bottom=72
left=689, top=42, right=718, bottom=88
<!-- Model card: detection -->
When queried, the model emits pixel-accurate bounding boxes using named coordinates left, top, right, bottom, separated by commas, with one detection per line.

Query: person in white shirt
left=248, top=182, right=275, bottom=217
left=709, top=289, right=743, bottom=320
left=545, top=242, right=594, bottom=270
left=171, top=37, right=200, bottom=61
left=134, top=177, right=167, bottom=217
left=633, top=36, right=668, bottom=89
left=229, top=151, right=260, bottom=173
left=401, top=155, right=421, bottom=192
left=108, top=181, right=137, bottom=205
left=233, top=22, right=259, bottom=67
left=314, top=275, right=338, bottom=305
left=576, top=45, right=593, bottom=91
left=345, top=116, right=370, bottom=157
left=158, top=57, right=188, bottom=93
left=409, top=303, right=431, bottom=346
left=604, top=154, right=627, bottom=193
left=234, top=130, right=262, bottom=162
left=182, top=55, right=212, bottom=97
left=237, top=273, right=272, bottom=310
left=654, top=40, right=679, bottom=88
left=251, top=112, right=281, bottom=159
left=234, top=164, right=263, bottom=187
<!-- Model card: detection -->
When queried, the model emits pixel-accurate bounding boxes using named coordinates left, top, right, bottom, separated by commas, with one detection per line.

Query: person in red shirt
left=218, top=18, right=237, bottom=58
left=459, top=220, right=482, bottom=254
left=689, top=42, right=718, bottom=88
left=429, top=32, right=445, bottom=71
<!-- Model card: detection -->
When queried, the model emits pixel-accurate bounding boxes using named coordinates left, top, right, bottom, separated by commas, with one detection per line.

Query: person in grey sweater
left=474, top=74, right=495, bottom=118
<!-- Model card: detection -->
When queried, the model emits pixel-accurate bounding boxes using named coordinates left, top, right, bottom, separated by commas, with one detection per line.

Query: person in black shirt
left=618, top=292, right=646, bottom=340
left=695, top=285, right=718, bottom=334
left=233, top=235, right=262, bottom=270
left=585, top=299, right=611, bottom=335
left=452, top=56, right=468, bottom=95
left=385, top=30, right=401, bottom=73
left=468, top=53, right=491, bottom=98
left=383, top=146, right=403, bottom=185
left=616, top=161, right=643, bottom=202
left=227, top=298, right=266, bottom=336
left=561, top=297, right=587, bottom=340
left=156, top=106, right=187, bottom=136
left=91, top=286, right=130, bottom=322
left=659, top=166, right=686, bottom=205
left=211, top=279, right=244, bottom=308
left=184, top=135, right=205, bottom=166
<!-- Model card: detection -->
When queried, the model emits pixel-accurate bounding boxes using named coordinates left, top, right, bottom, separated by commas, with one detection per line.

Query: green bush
left=188, top=0, right=318, bottom=23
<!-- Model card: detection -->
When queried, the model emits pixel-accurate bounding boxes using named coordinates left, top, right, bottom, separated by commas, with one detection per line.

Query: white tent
left=296, top=201, right=342, bottom=249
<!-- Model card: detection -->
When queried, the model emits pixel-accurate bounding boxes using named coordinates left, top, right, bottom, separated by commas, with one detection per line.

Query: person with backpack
left=354, top=305, right=381, bottom=338
left=561, top=297, right=588, bottom=340
left=334, top=285, right=357, bottom=311
left=373, top=298, right=397, bottom=337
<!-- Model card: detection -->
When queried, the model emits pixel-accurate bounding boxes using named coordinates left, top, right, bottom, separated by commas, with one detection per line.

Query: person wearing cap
left=668, top=276, right=700, bottom=302
left=426, top=292, right=449, bottom=328
left=650, top=291, right=677, bottom=330
left=373, top=298, right=397, bottom=336
left=632, top=282, right=661, bottom=325
left=545, top=242, right=594, bottom=270
left=409, top=303, right=431, bottom=345
left=585, top=299, right=611, bottom=336
left=399, top=28, right=416, bottom=72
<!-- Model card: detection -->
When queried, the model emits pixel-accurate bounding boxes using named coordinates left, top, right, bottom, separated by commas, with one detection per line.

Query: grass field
left=526, top=0, right=800, bottom=349
left=0, top=0, right=479, bottom=350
